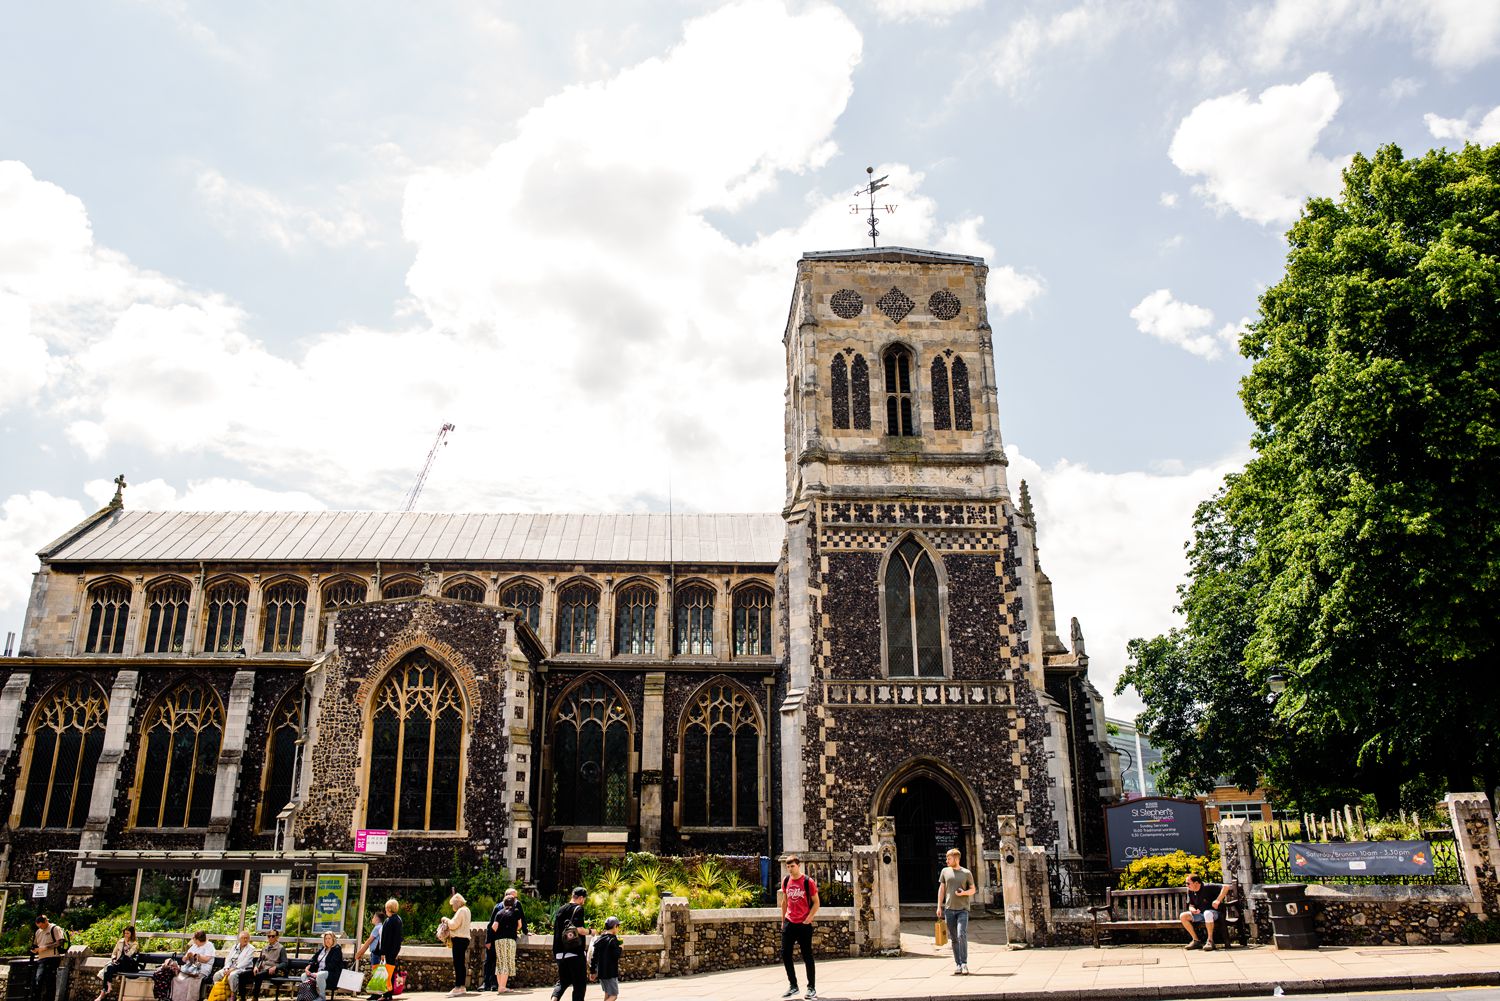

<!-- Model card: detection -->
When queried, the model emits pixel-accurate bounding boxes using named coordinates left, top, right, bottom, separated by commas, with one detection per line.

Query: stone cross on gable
left=110, top=474, right=127, bottom=507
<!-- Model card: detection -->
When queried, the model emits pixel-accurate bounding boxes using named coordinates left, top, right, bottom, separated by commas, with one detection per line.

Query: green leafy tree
left=1124, top=142, right=1500, bottom=813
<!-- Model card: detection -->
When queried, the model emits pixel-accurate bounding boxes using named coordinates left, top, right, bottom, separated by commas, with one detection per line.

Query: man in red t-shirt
left=778, top=856, right=820, bottom=1000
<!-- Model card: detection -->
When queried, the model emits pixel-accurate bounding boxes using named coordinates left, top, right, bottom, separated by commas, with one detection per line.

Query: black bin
left=6, top=960, right=35, bottom=1001
left=1263, top=883, right=1319, bottom=949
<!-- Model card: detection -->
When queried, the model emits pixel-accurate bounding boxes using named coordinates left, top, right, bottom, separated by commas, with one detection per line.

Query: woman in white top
left=181, top=931, right=217, bottom=978
left=447, top=892, right=472, bottom=996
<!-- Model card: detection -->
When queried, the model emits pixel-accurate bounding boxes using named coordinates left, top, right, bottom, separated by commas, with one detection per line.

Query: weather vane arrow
left=850, top=166, right=898, bottom=248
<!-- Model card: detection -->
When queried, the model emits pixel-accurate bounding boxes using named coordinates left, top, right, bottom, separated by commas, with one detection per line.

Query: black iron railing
left=1250, top=837, right=1462, bottom=886
left=1048, top=851, right=1115, bottom=908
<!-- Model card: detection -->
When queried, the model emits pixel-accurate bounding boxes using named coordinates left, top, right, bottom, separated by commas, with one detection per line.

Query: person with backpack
left=550, top=888, right=588, bottom=1001
left=30, top=915, right=67, bottom=1001
left=777, top=856, right=819, bottom=1000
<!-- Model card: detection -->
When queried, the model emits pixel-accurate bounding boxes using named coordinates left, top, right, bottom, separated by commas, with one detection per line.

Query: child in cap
left=588, top=917, right=622, bottom=1001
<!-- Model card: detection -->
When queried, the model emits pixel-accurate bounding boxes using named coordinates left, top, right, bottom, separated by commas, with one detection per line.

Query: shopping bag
left=934, top=919, right=948, bottom=947
left=365, top=967, right=390, bottom=994
left=207, top=977, right=231, bottom=1001
left=337, top=970, right=364, bottom=994
left=391, top=969, right=407, bottom=996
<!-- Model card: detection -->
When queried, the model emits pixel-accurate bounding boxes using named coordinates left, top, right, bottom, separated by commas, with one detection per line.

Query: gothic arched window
left=319, top=578, right=367, bottom=648
left=202, top=580, right=248, bottom=653
left=733, top=586, right=773, bottom=657
left=931, top=353, right=973, bottom=432
left=679, top=682, right=761, bottom=828
left=831, top=354, right=849, bottom=429
left=557, top=583, right=599, bottom=654
left=501, top=580, right=542, bottom=632
left=134, top=683, right=223, bottom=828
left=883, top=345, right=917, bottom=436
left=674, top=585, right=714, bottom=656
left=443, top=579, right=485, bottom=603
left=884, top=537, right=944, bottom=677
left=614, top=585, right=657, bottom=655
left=258, top=692, right=302, bottom=832
left=931, top=356, right=952, bottom=430
left=381, top=578, right=423, bottom=600
left=18, top=680, right=107, bottom=828
left=366, top=651, right=464, bottom=831
left=551, top=679, right=630, bottom=826
left=851, top=353, right=871, bottom=429
left=83, top=580, right=130, bottom=654
left=261, top=580, right=307, bottom=653
left=141, top=579, right=190, bottom=654
left=951, top=356, right=973, bottom=430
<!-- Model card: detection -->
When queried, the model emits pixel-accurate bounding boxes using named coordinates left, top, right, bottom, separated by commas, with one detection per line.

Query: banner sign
left=312, top=874, right=349, bottom=934
left=256, top=873, right=290, bottom=933
left=355, top=829, right=389, bottom=854
left=1287, top=840, right=1435, bottom=876
left=1104, top=796, right=1208, bottom=869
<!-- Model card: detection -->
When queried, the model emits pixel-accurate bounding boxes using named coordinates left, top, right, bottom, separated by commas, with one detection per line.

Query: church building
left=0, top=247, right=1115, bottom=903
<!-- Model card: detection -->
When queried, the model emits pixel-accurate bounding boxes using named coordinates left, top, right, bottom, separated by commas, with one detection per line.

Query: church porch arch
left=872, top=759, right=986, bottom=903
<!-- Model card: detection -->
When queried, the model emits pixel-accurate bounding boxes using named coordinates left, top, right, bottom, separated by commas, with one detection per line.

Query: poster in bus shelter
left=1104, top=796, right=1208, bottom=870
left=1287, top=840, right=1435, bottom=876
left=313, top=874, right=349, bottom=935
left=256, top=873, right=290, bottom=933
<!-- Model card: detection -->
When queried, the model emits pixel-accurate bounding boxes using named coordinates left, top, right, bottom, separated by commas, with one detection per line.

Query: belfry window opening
left=883, top=345, right=917, bottom=436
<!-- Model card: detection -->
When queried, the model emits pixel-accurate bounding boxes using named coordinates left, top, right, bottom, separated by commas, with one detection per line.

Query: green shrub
left=1116, top=849, right=1222, bottom=890
left=1462, top=916, right=1500, bottom=944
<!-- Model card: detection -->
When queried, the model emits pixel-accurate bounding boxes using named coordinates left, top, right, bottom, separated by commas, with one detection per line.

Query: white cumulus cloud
left=1168, top=72, right=1350, bottom=226
left=0, top=491, right=88, bottom=628
left=871, top=0, right=983, bottom=22
left=1425, top=105, right=1500, bottom=146
left=1245, top=0, right=1500, bottom=72
left=194, top=167, right=377, bottom=251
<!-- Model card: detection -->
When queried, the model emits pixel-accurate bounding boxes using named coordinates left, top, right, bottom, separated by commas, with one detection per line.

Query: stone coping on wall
left=687, top=906, right=853, bottom=923
left=1284, top=883, right=1476, bottom=905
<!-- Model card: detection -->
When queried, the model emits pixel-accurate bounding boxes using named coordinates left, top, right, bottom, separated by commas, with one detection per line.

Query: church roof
left=41, top=510, right=785, bottom=566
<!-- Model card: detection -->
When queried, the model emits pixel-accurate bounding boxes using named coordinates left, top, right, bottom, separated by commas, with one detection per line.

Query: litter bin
left=6, top=960, right=35, bottom=1001
left=1263, top=883, right=1319, bottom=949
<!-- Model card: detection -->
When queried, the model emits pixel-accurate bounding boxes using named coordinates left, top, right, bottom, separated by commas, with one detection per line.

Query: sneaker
left=952, top=967, right=963, bottom=975
left=805, top=991, right=817, bottom=1000
left=1203, top=943, right=1216, bottom=952
left=961, top=964, right=970, bottom=974
left=1185, top=939, right=1204, bottom=950
left=782, top=989, right=799, bottom=999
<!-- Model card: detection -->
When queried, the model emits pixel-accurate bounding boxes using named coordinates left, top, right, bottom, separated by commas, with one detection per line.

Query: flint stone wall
left=1249, top=884, right=1473, bottom=946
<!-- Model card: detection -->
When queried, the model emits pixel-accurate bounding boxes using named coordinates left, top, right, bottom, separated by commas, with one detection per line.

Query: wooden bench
left=115, top=953, right=225, bottom=1001
left=1087, top=886, right=1244, bottom=948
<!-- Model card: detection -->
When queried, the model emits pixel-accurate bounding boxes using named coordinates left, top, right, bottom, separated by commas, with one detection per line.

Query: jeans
left=944, top=909, right=970, bottom=967
left=33, top=958, right=61, bottom=1001
left=781, top=922, right=815, bottom=990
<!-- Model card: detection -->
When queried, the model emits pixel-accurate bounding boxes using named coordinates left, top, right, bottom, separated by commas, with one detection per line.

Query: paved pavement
left=427, top=920, right=1500, bottom=1001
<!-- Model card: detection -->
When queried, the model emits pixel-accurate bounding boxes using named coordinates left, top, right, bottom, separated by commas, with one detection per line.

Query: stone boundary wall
left=1249, top=884, right=1474, bottom=946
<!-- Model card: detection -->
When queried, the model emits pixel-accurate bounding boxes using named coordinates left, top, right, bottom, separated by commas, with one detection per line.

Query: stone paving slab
left=404, top=928, right=1500, bottom=1001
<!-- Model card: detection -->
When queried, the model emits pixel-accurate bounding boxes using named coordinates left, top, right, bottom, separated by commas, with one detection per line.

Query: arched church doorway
left=889, top=775, right=967, bottom=901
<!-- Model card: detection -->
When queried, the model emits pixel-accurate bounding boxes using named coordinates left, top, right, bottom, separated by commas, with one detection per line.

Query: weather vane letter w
left=849, top=166, right=898, bottom=248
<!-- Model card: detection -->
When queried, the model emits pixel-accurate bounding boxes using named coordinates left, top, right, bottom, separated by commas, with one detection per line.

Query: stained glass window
left=319, top=578, right=367, bottom=648
left=83, top=580, right=130, bottom=654
left=551, top=680, right=630, bottom=826
left=261, top=580, right=307, bottom=653
left=18, top=680, right=106, bottom=828
left=202, top=580, right=248, bottom=653
left=883, top=346, right=917, bottom=436
left=501, top=581, right=542, bottom=631
left=366, top=651, right=464, bottom=831
left=557, top=583, right=599, bottom=654
left=443, top=580, right=485, bottom=603
left=680, top=682, right=760, bottom=828
left=614, top=585, right=656, bottom=655
left=141, top=579, right=190, bottom=654
left=135, top=683, right=223, bottom=828
left=381, top=578, right=423, bottom=599
left=884, top=537, right=944, bottom=677
left=733, top=586, right=773, bottom=657
left=259, top=692, right=301, bottom=831
left=674, top=586, right=714, bottom=656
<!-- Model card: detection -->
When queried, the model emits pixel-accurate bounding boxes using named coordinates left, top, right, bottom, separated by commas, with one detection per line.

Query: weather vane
left=850, top=166, right=898, bottom=248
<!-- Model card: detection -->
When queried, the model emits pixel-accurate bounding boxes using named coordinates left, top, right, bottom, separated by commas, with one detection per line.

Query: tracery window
left=318, top=579, right=367, bottom=648
left=829, top=353, right=872, bottom=430
left=551, top=680, right=630, bottom=826
left=259, top=692, right=302, bottom=832
left=382, top=578, right=423, bottom=599
left=501, top=581, right=542, bottom=631
left=733, top=586, right=773, bottom=657
left=141, top=579, right=190, bottom=654
left=261, top=580, right=307, bottom=653
left=884, top=537, right=944, bottom=677
left=443, top=580, right=485, bottom=603
left=557, top=583, right=599, bottom=655
left=674, top=585, right=714, bottom=656
left=83, top=580, right=131, bottom=654
left=18, top=680, right=107, bottom=828
left=614, top=585, right=657, bottom=655
left=680, top=682, right=761, bottom=827
left=931, top=354, right=973, bottom=431
left=366, top=651, right=464, bottom=831
left=134, top=683, right=223, bottom=828
left=202, top=580, right=248, bottom=654
left=883, top=345, right=917, bottom=436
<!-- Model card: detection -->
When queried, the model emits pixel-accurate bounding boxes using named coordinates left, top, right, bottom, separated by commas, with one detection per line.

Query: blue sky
left=2, top=0, right=1497, bottom=713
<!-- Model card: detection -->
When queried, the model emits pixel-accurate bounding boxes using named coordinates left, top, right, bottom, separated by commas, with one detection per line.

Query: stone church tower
left=778, top=247, right=1106, bottom=899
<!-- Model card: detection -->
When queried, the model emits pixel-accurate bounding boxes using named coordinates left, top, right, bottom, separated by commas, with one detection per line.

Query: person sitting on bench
left=1179, top=873, right=1228, bottom=951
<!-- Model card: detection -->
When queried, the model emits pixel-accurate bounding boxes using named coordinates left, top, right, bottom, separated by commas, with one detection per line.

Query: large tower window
left=883, top=346, right=917, bottom=436
left=884, top=537, right=944, bottom=677
left=366, top=651, right=464, bottom=831
left=551, top=679, right=631, bottom=826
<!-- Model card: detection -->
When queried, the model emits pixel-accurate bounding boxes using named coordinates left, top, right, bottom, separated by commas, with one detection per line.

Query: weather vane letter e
left=849, top=166, right=898, bottom=248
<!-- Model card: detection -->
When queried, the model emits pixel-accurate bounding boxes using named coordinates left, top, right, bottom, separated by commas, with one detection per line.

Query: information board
left=257, top=873, right=290, bottom=933
left=312, top=874, right=348, bottom=935
left=1104, top=796, right=1208, bottom=869
left=1287, top=840, right=1435, bottom=876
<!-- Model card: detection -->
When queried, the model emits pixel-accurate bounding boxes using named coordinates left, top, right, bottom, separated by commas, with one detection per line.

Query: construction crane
left=402, top=422, right=455, bottom=511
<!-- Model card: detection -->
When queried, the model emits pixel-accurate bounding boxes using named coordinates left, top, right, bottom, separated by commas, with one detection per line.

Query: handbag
left=337, top=970, right=364, bottom=994
left=391, top=969, right=407, bottom=996
left=436, top=918, right=451, bottom=943
left=935, top=919, right=948, bottom=947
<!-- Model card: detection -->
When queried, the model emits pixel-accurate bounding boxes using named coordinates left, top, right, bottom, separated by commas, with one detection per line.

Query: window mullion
left=425, top=707, right=438, bottom=830
left=39, top=725, right=61, bottom=827
left=67, top=722, right=88, bottom=826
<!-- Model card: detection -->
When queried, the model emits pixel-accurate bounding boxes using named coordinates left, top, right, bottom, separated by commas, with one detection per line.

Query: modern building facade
left=0, top=247, right=1117, bottom=904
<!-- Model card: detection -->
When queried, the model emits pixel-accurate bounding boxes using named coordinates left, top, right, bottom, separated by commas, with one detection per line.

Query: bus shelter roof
left=53, top=850, right=371, bottom=872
